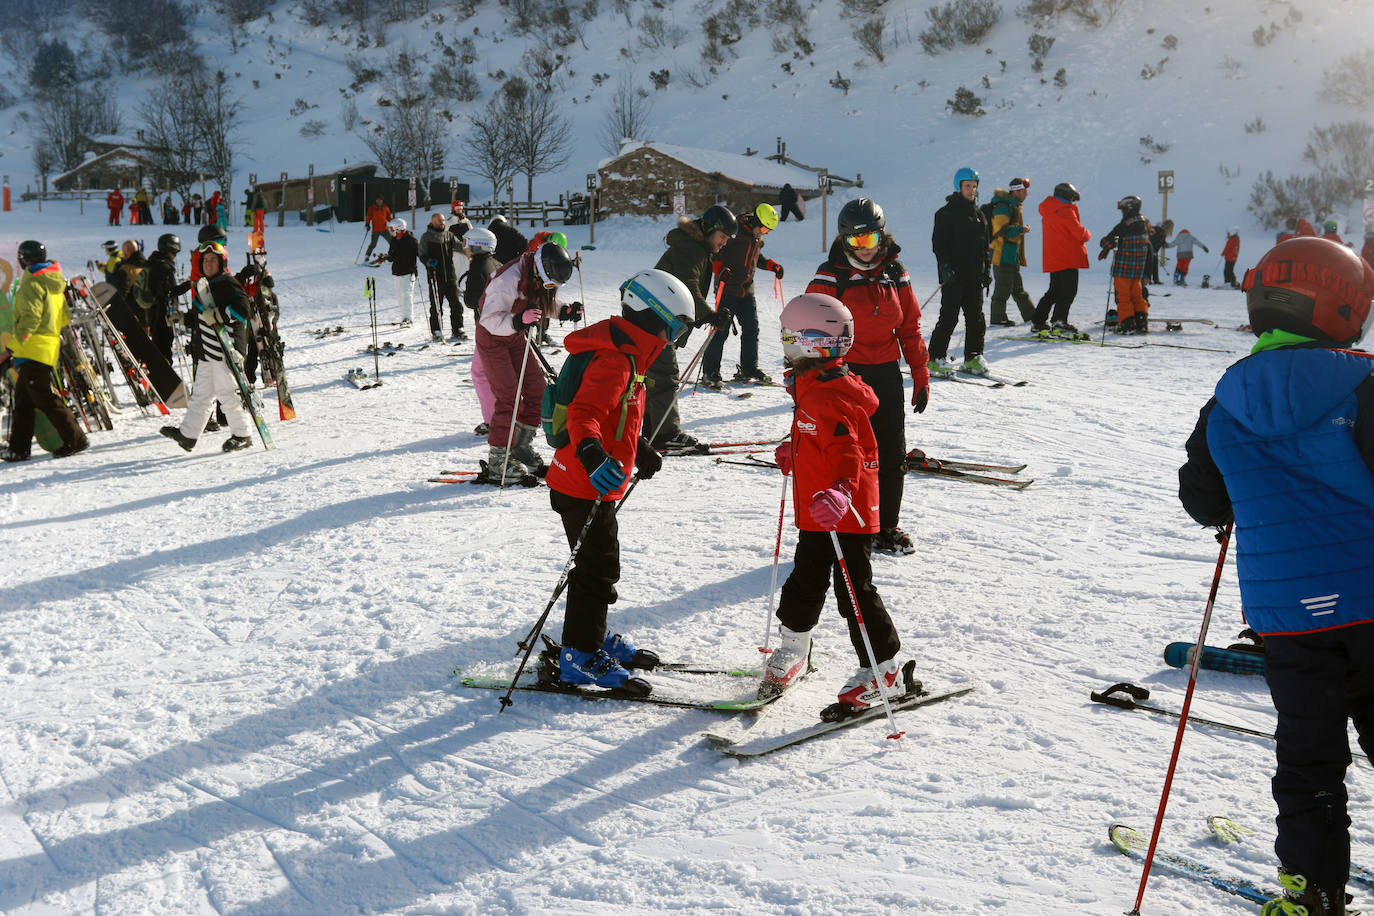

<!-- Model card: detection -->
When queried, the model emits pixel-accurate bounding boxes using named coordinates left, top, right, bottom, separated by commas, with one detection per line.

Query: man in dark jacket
left=143, top=233, right=191, bottom=364
left=930, top=167, right=991, bottom=375
left=703, top=203, right=783, bottom=386
left=778, top=183, right=803, bottom=223
left=647, top=205, right=737, bottom=453
left=1178, top=237, right=1374, bottom=916
left=490, top=216, right=529, bottom=265
left=421, top=212, right=465, bottom=341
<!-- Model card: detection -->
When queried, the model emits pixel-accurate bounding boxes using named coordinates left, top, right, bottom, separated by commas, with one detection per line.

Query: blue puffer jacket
left=1206, top=347, right=1374, bottom=635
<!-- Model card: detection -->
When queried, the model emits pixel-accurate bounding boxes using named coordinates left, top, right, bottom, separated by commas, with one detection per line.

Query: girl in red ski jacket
left=761, top=293, right=903, bottom=711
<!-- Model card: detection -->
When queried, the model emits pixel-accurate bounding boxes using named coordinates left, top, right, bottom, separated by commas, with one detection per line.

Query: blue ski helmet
left=953, top=167, right=980, bottom=190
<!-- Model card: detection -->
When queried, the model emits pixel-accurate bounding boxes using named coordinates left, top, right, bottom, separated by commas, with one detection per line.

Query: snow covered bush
left=1319, top=50, right=1374, bottom=108
left=854, top=18, right=886, bottom=62
left=920, top=0, right=1001, bottom=54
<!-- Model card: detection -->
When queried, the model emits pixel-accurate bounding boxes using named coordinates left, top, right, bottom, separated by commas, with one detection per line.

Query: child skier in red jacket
left=761, top=293, right=904, bottom=709
left=542, top=269, right=696, bottom=695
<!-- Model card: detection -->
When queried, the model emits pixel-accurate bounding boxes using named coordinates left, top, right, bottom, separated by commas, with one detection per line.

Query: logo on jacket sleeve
left=796, top=409, right=818, bottom=436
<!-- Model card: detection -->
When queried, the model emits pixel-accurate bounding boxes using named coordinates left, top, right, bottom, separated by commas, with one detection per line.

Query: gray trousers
left=989, top=264, right=1035, bottom=323
left=644, top=341, right=683, bottom=445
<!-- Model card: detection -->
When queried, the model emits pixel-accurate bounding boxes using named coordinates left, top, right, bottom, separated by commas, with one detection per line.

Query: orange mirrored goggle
left=844, top=231, right=881, bottom=250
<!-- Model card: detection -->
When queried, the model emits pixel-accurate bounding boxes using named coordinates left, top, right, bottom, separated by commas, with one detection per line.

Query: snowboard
left=88, top=281, right=187, bottom=408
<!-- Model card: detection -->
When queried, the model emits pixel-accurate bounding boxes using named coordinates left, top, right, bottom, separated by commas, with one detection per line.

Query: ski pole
left=646, top=329, right=716, bottom=446
left=1100, top=270, right=1114, bottom=346
left=354, top=225, right=369, bottom=265
left=499, top=326, right=536, bottom=488
left=828, top=520, right=904, bottom=740
left=368, top=277, right=381, bottom=383
left=760, top=466, right=789, bottom=654
left=501, top=493, right=606, bottom=712
left=1127, top=522, right=1233, bottom=916
left=575, top=259, right=586, bottom=330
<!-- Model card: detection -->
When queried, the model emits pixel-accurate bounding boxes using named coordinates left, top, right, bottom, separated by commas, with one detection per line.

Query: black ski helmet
left=700, top=204, right=738, bottom=239
left=1053, top=182, right=1081, bottom=203
left=197, top=223, right=228, bottom=246
left=17, top=240, right=47, bottom=267
left=157, top=233, right=182, bottom=255
left=1244, top=237, right=1374, bottom=345
left=536, top=242, right=574, bottom=286
left=837, top=198, right=886, bottom=236
left=1117, top=195, right=1142, bottom=216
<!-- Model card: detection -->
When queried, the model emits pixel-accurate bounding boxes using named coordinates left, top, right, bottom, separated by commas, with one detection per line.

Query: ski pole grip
left=1091, top=682, right=1150, bottom=709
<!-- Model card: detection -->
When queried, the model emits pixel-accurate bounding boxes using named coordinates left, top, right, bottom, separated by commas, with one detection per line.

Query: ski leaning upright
left=195, top=279, right=274, bottom=450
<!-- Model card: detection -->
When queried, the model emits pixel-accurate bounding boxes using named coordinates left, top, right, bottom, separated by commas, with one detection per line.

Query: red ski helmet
left=1243, top=237, right=1374, bottom=345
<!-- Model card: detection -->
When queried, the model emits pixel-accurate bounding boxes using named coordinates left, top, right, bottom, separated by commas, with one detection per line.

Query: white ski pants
left=396, top=275, right=416, bottom=322
left=180, top=358, right=254, bottom=440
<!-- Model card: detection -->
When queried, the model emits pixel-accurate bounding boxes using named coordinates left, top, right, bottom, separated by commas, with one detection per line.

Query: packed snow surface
left=3, top=203, right=1370, bottom=914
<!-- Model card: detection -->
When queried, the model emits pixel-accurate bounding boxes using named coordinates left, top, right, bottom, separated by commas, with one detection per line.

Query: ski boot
left=835, top=657, right=902, bottom=710
left=53, top=438, right=90, bottom=458
left=734, top=366, right=774, bottom=384
left=474, top=422, right=490, bottom=437
left=759, top=625, right=812, bottom=699
left=602, top=633, right=660, bottom=669
left=961, top=354, right=989, bottom=376
left=510, top=422, right=547, bottom=476
left=160, top=426, right=197, bottom=452
left=556, top=647, right=651, bottom=695
left=222, top=435, right=253, bottom=452
left=874, top=526, right=915, bottom=555
left=477, top=447, right=537, bottom=487
left=699, top=372, right=725, bottom=391
left=926, top=356, right=954, bottom=378
left=656, top=432, right=710, bottom=455
left=1260, top=869, right=1349, bottom=915
left=1, top=448, right=32, bottom=462
left=1051, top=320, right=1082, bottom=339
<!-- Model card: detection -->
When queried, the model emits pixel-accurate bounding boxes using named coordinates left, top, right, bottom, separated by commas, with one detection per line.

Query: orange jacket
left=365, top=203, right=393, bottom=232
left=1038, top=195, right=1091, bottom=272
left=1222, top=236, right=1240, bottom=261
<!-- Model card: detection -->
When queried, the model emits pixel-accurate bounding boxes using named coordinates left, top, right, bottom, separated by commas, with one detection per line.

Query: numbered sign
left=1157, top=170, right=1175, bottom=194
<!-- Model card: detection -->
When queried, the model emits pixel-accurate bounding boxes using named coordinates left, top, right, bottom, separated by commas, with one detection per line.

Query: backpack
left=130, top=265, right=155, bottom=311
left=541, top=350, right=637, bottom=449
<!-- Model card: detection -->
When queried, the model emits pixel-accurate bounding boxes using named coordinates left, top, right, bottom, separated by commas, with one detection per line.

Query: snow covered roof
left=602, top=141, right=819, bottom=190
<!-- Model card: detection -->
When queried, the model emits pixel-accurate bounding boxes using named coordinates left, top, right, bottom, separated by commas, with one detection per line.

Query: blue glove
left=576, top=438, right=626, bottom=494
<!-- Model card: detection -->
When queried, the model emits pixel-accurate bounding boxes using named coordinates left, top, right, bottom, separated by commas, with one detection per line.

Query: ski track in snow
left=5, top=205, right=1374, bottom=914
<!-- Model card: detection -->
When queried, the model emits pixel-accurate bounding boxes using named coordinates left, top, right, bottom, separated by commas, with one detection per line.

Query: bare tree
left=359, top=48, right=449, bottom=191
left=504, top=77, right=574, bottom=201
left=138, top=65, right=242, bottom=198
left=195, top=69, right=244, bottom=197
left=598, top=80, right=653, bottom=156
left=466, top=113, right=516, bottom=202
left=34, top=86, right=121, bottom=174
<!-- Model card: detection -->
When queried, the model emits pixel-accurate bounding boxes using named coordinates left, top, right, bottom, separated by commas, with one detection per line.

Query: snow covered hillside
left=4, top=200, right=1369, bottom=913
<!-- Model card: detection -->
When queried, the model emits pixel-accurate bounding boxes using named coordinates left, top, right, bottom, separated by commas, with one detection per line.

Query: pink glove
left=809, top=481, right=852, bottom=530
left=774, top=441, right=793, bottom=476
left=518, top=307, right=541, bottom=328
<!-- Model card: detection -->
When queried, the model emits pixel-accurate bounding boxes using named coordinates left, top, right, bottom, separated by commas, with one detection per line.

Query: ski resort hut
left=52, top=134, right=162, bottom=192
left=596, top=141, right=854, bottom=219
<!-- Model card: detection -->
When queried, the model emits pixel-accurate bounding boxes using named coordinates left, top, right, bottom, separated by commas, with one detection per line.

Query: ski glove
left=558, top=301, right=584, bottom=323
left=634, top=436, right=662, bottom=480
left=774, top=440, right=793, bottom=476
left=766, top=260, right=784, bottom=279
left=710, top=305, right=734, bottom=330
left=937, top=263, right=955, bottom=286
left=515, top=307, right=542, bottom=329
left=577, top=438, right=626, bottom=495
left=912, top=385, right=929, bottom=414
left=1097, top=248, right=1110, bottom=261
left=199, top=305, right=226, bottom=326
left=981, top=270, right=992, bottom=291
left=809, top=481, right=853, bottom=530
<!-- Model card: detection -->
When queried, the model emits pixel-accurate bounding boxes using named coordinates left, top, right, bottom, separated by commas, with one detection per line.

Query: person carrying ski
left=363, top=196, right=393, bottom=258
left=372, top=218, right=419, bottom=327
left=806, top=197, right=928, bottom=556
left=1099, top=195, right=1152, bottom=333
left=778, top=183, right=804, bottom=223
left=930, top=166, right=992, bottom=375
left=1178, top=237, right=1374, bottom=916
left=143, top=233, right=190, bottom=364
left=463, top=227, right=501, bottom=438
left=159, top=240, right=257, bottom=453
left=1165, top=228, right=1209, bottom=286
left=1222, top=227, right=1242, bottom=289
left=542, top=269, right=695, bottom=694
left=420, top=212, right=465, bottom=342
left=761, top=292, right=905, bottom=709
left=489, top=215, right=530, bottom=265
left=647, top=204, right=737, bottom=453
left=476, top=241, right=573, bottom=482
left=235, top=247, right=277, bottom=385
left=702, top=202, right=783, bottom=387
left=106, top=188, right=124, bottom=226
left=987, top=178, right=1036, bottom=327
left=0, top=241, right=89, bottom=462
left=1031, top=182, right=1092, bottom=335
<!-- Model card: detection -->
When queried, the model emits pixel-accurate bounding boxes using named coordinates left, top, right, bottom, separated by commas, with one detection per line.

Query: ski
left=705, top=675, right=974, bottom=758
left=659, top=445, right=776, bottom=458
left=905, top=448, right=1027, bottom=474
left=1206, top=815, right=1374, bottom=891
left=931, top=368, right=1003, bottom=388
left=966, top=369, right=1029, bottom=387
left=907, top=464, right=1032, bottom=489
left=1163, top=642, right=1265, bottom=676
left=457, top=662, right=777, bottom=713
left=1001, top=333, right=1145, bottom=349
left=1091, top=317, right=1217, bottom=328
left=1108, top=823, right=1276, bottom=905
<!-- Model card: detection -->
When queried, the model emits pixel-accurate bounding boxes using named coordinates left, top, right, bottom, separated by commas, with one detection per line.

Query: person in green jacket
left=987, top=178, right=1035, bottom=326
left=1, top=241, right=88, bottom=461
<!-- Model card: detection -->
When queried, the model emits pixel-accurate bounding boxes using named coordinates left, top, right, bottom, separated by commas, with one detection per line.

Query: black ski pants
left=702, top=293, right=759, bottom=378
left=1033, top=269, right=1081, bottom=327
left=847, top=360, right=906, bottom=532
left=777, top=530, right=899, bottom=668
left=550, top=490, right=622, bottom=653
left=1223, top=260, right=1238, bottom=287
left=8, top=361, right=86, bottom=457
left=427, top=272, right=462, bottom=335
left=779, top=203, right=804, bottom=222
left=927, top=276, right=986, bottom=360
left=1264, top=621, right=1374, bottom=893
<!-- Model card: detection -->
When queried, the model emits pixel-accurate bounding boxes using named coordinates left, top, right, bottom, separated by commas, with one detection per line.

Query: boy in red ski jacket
left=761, top=293, right=904, bottom=709
left=1222, top=227, right=1241, bottom=289
left=543, top=269, right=695, bottom=695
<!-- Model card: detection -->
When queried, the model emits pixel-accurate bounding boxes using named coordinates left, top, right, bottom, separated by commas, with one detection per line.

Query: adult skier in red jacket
left=1031, top=182, right=1091, bottom=334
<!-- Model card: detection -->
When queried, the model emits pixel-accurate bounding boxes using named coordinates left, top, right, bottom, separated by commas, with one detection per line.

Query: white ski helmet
left=620, top=269, right=695, bottom=342
left=780, top=293, right=853, bottom=361
left=464, top=227, right=497, bottom=253
left=388, top=217, right=407, bottom=234
left=1228, top=226, right=1240, bottom=237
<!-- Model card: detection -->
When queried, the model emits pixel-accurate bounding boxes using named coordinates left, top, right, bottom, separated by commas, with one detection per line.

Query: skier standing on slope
left=1322, top=220, right=1343, bottom=245
left=805, top=197, right=928, bottom=556
left=1164, top=227, right=1209, bottom=286
left=373, top=219, right=419, bottom=327
left=543, top=269, right=695, bottom=693
left=1222, top=227, right=1242, bottom=289
left=476, top=241, right=574, bottom=482
left=1098, top=195, right=1152, bottom=333
left=1031, top=182, right=1092, bottom=335
left=761, top=293, right=905, bottom=709
left=986, top=178, right=1036, bottom=327
left=1178, top=237, right=1374, bottom=916
left=362, top=196, right=393, bottom=259
left=702, top=202, right=784, bottom=387
left=143, top=233, right=190, bottom=365
left=420, top=212, right=466, bottom=342
left=929, top=167, right=992, bottom=376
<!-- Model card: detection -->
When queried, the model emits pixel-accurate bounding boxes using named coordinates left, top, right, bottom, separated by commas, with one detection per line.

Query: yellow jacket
left=9, top=262, right=69, bottom=367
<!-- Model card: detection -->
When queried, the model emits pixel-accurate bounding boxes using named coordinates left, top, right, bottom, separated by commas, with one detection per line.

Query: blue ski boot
left=602, top=633, right=661, bottom=670
left=558, top=648, right=652, bottom=696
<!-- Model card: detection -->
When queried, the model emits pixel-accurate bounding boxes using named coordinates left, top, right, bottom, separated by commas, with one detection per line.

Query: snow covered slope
left=3, top=200, right=1369, bottom=913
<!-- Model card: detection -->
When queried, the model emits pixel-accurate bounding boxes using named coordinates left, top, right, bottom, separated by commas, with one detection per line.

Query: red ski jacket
left=1038, top=195, right=1091, bottom=272
left=1222, top=236, right=1240, bottom=262
left=546, top=317, right=666, bottom=502
left=788, top=363, right=880, bottom=534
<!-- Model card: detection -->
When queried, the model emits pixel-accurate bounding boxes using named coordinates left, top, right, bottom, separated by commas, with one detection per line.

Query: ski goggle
left=844, top=231, right=881, bottom=250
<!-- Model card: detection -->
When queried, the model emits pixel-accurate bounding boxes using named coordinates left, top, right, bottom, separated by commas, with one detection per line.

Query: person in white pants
left=376, top=218, right=420, bottom=326
left=160, top=241, right=255, bottom=452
